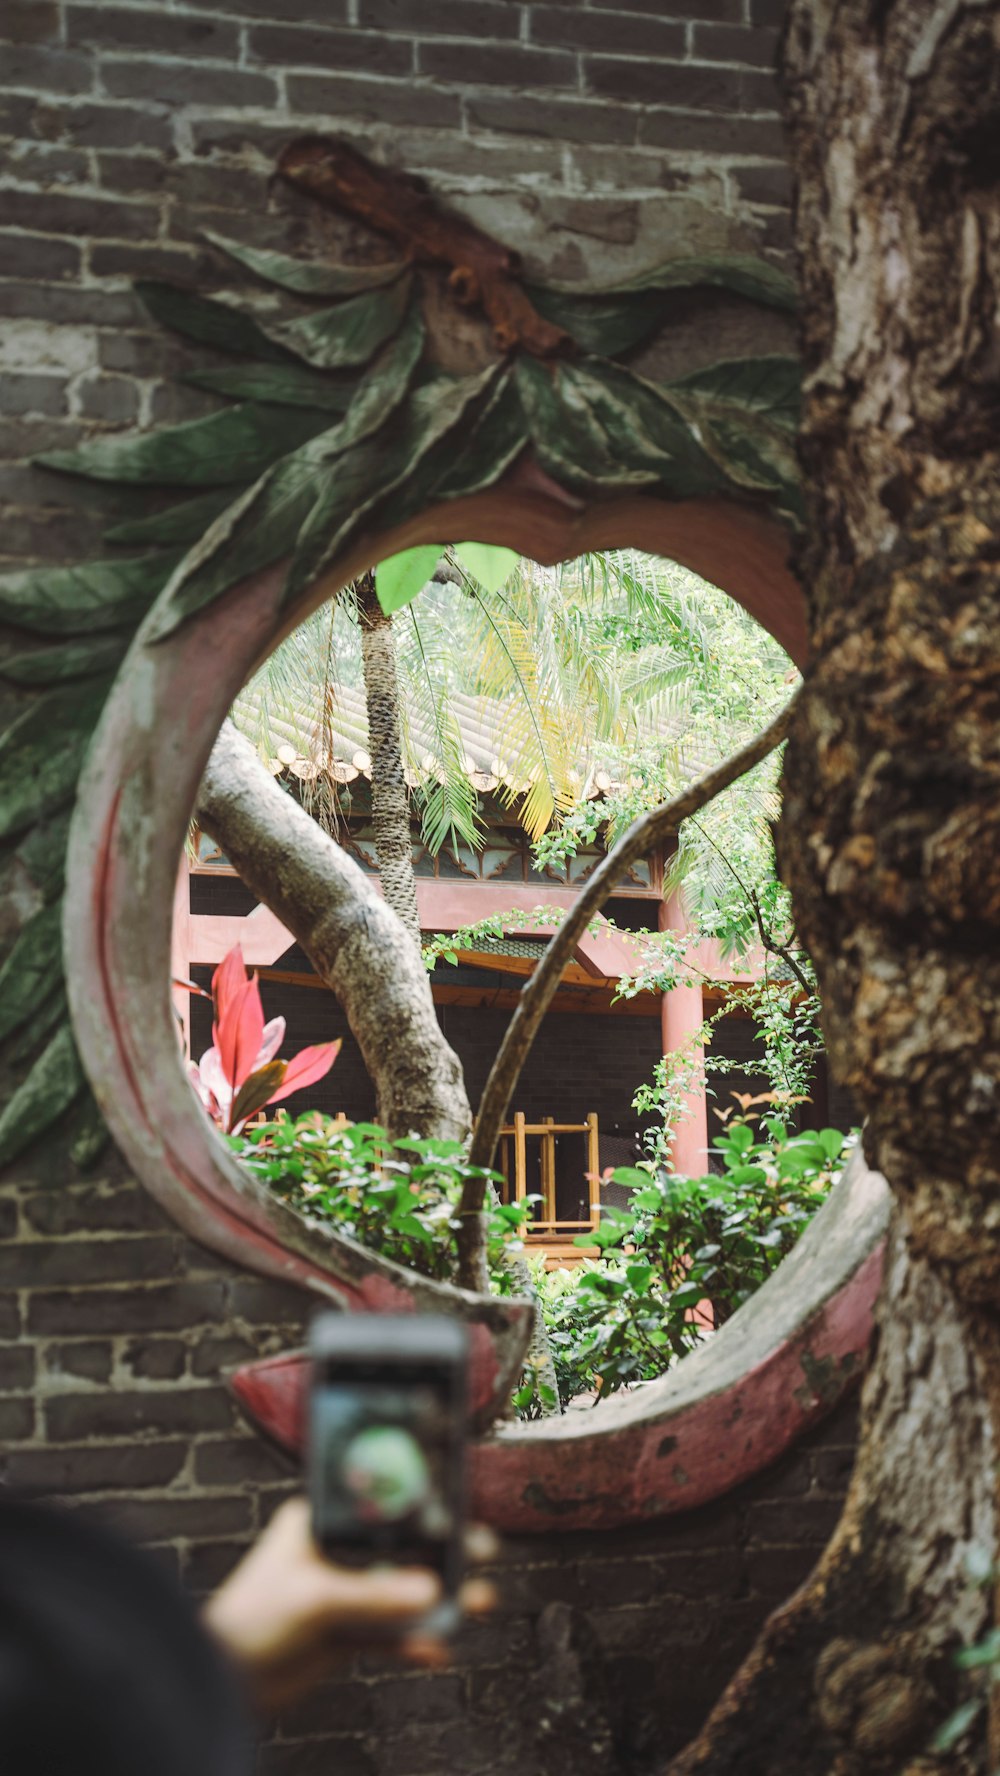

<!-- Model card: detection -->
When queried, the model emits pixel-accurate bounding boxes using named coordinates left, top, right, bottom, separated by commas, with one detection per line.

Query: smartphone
left=307, top=1313, right=468, bottom=1635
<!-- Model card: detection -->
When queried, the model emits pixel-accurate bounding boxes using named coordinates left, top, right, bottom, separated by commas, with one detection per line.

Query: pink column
left=657, top=895, right=709, bottom=1177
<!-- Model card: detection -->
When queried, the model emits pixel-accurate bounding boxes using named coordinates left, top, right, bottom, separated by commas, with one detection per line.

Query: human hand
left=201, top=1496, right=497, bottom=1710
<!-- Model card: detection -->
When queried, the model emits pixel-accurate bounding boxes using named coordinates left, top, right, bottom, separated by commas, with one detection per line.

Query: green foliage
left=39, top=404, right=334, bottom=487
left=0, top=552, right=182, bottom=636
left=203, top=230, right=407, bottom=298
left=375, top=545, right=443, bottom=616
left=516, top=1108, right=849, bottom=1413
left=231, top=1112, right=531, bottom=1285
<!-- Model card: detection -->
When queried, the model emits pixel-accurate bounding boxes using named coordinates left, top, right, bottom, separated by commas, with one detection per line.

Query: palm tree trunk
left=356, top=572, right=422, bottom=952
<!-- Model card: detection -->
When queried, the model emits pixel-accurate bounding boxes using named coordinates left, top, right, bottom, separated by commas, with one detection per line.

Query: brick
left=417, top=41, right=577, bottom=88
left=0, top=1235, right=181, bottom=1288
left=4, top=1440, right=188, bottom=1495
left=284, top=73, right=463, bottom=130
left=195, top=1436, right=298, bottom=1488
left=5, top=144, right=91, bottom=185
left=0, top=1397, right=35, bottom=1440
left=191, top=1333, right=260, bottom=1378
left=27, top=1278, right=227, bottom=1335
left=530, top=6, right=684, bottom=55
left=592, top=0, right=741, bottom=15
left=43, top=1339, right=114, bottom=1384
left=182, top=1538, right=248, bottom=1593
left=360, top=0, right=520, bottom=35
left=1, top=1, right=60, bottom=43
left=0, top=1196, right=17, bottom=1239
left=99, top=1492, right=253, bottom=1544
left=0, top=1344, right=35, bottom=1389
left=31, top=100, right=175, bottom=152
left=102, top=60, right=278, bottom=109
left=585, top=58, right=777, bottom=111
left=95, top=153, right=170, bottom=196
left=371, top=1674, right=459, bottom=1729
left=0, top=1295, right=19, bottom=1338
left=76, top=375, right=142, bottom=425
left=247, top=24, right=412, bottom=75
left=813, top=1445, right=856, bottom=1493
left=45, top=1386, right=234, bottom=1441
left=0, top=189, right=159, bottom=240
left=638, top=108, right=786, bottom=158
left=730, top=161, right=793, bottom=207
left=692, top=21, right=780, bottom=66
left=750, top=0, right=788, bottom=21
left=65, top=6, right=239, bottom=59
left=466, top=91, right=636, bottom=145
left=746, top=1498, right=843, bottom=1547
left=1, top=45, right=94, bottom=94
left=227, top=1277, right=308, bottom=1326
left=21, top=1185, right=167, bottom=1238
left=259, top=1740, right=374, bottom=1776
left=88, top=241, right=218, bottom=284
left=180, top=0, right=348, bottom=17
left=744, top=1543, right=818, bottom=1602
left=123, top=1337, right=187, bottom=1381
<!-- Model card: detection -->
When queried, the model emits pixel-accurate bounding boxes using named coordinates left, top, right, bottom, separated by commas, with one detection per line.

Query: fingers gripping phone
left=308, top=1313, right=469, bottom=1636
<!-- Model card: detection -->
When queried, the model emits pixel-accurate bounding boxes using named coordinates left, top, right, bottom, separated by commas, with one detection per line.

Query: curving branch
left=456, top=693, right=801, bottom=1274
left=197, top=719, right=471, bottom=1144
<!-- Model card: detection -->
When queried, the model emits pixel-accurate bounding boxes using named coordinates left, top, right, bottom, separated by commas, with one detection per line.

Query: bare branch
left=463, top=693, right=800, bottom=1205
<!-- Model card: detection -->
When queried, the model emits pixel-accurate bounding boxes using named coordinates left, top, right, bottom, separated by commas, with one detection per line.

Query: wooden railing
left=497, top=1112, right=601, bottom=1240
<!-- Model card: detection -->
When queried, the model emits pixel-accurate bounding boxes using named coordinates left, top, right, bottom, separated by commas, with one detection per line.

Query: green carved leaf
left=11, top=811, right=72, bottom=903
left=268, top=274, right=414, bottom=370
left=103, top=490, right=236, bottom=548
left=286, top=363, right=502, bottom=607
left=432, top=371, right=526, bottom=501
left=526, top=285, right=668, bottom=357
left=181, top=362, right=359, bottom=413
left=0, top=1022, right=86, bottom=1168
left=136, top=282, right=293, bottom=363
left=69, top=1088, right=110, bottom=1170
left=664, top=358, right=803, bottom=513
left=203, top=230, right=408, bottom=298
left=0, top=901, right=64, bottom=1043
left=0, top=552, right=182, bottom=637
left=38, top=403, right=336, bottom=486
left=0, top=682, right=111, bottom=842
left=147, top=304, right=426, bottom=640
left=544, top=254, right=797, bottom=312
left=2, top=633, right=131, bottom=685
left=516, top=355, right=722, bottom=496
left=376, top=545, right=443, bottom=617
left=671, top=355, right=801, bottom=431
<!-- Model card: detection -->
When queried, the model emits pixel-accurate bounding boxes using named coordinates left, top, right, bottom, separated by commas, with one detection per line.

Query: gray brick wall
left=1, top=1139, right=855, bottom=1776
left=1, top=0, right=791, bottom=569
left=0, top=6, right=830, bottom=1771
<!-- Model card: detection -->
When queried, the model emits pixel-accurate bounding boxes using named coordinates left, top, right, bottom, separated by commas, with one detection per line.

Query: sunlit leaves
left=376, top=546, right=442, bottom=616
left=454, top=543, right=519, bottom=594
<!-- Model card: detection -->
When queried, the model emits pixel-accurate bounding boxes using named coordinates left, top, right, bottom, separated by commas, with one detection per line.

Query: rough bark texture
left=670, top=6, right=1000, bottom=1772
left=196, top=720, right=471, bottom=1143
left=356, top=572, right=424, bottom=952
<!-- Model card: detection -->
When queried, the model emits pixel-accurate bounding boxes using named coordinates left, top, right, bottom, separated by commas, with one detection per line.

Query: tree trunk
left=197, top=721, right=470, bottom=1144
left=670, top=7, right=1000, bottom=1771
left=355, top=572, right=423, bottom=951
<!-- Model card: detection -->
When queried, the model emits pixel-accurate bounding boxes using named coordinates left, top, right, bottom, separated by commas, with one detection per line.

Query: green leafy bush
left=232, top=1104, right=850, bottom=1420
left=516, top=1107, right=852, bottom=1413
left=230, top=1112, right=529, bottom=1284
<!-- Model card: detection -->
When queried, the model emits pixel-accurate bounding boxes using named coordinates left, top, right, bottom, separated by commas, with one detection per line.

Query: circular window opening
left=65, top=507, right=888, bottom=1530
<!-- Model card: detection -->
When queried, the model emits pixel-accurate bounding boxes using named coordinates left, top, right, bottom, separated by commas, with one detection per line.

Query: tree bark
left=670, top=6, right=1000, bottom=1772
left=196, top=720, right=470, bottom=1143
left=355, top=572, right=423, bottom=952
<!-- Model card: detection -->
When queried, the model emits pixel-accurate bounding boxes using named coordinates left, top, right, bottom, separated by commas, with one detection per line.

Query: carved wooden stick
left=278, top=136, right=570, bottom=359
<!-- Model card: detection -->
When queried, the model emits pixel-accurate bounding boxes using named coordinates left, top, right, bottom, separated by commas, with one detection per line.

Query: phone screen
left=312, top=1368, right=458, bottom=1574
